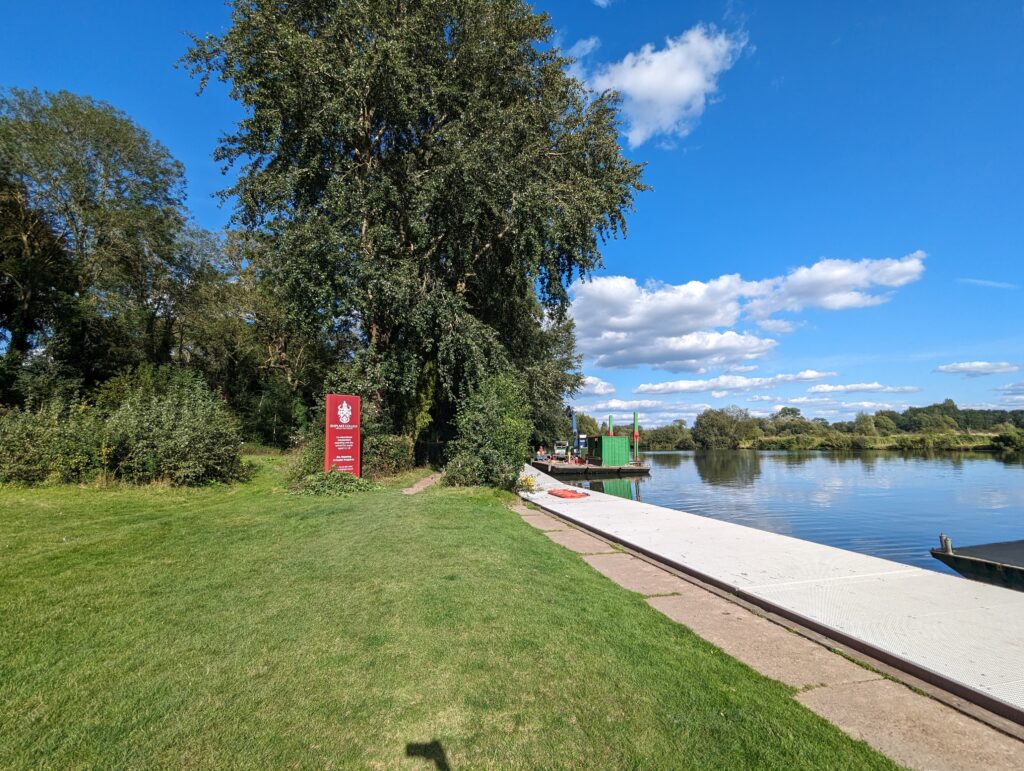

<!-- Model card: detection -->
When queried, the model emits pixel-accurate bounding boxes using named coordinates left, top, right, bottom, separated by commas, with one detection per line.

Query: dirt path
left=401, top=472, right=442, bottom=495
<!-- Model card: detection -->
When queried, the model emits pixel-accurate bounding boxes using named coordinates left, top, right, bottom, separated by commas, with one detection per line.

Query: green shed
left=587, top=435, right=631, bottom=467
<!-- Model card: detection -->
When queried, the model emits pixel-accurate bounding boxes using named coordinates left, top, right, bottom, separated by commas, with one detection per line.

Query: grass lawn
left=0, top=458, right=898, bottom=769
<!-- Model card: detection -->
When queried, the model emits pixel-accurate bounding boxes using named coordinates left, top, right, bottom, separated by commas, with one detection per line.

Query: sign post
left=324, top=394, right=361, bottom=476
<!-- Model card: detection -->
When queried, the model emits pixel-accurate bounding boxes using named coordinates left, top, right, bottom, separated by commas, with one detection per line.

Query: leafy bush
left=101, top=368, right=244, bottom=485
left=692, top=409, right=741, bottom=450
left=443, top=452, right=488, bottom=487
left=0, top=400, right=101, bottom=484
left=892, top=433, right=968, bottom=452
left=363, top=434, right=414, bottom=478
left=992, top=428, right=1024, bottom=454
left=444, top=374, right=532, bottom=489
left=288, top=470, right=379, bottom=496
left=286, top=420, right=327, bottom=482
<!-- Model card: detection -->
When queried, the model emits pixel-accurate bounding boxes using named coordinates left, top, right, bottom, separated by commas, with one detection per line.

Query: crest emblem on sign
left=338, top=401, right=352, bottom=425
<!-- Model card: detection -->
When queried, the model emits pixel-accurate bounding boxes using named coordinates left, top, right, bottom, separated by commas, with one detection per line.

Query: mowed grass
left=0, top=459, right=897, bottom=769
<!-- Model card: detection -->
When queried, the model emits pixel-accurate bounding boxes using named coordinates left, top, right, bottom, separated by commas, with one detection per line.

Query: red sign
left=324, top=394, right=361, bottom=476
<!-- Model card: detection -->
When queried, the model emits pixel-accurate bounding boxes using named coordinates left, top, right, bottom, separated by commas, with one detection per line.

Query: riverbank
left=744, top=432, right=999, bottom=452
left=0, top=457, right=894, bottom=768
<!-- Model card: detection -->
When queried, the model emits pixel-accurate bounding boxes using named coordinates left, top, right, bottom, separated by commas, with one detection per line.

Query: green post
left=633, top=411, right=639, bottom=461
left=608, top=414, right=614, bottom=436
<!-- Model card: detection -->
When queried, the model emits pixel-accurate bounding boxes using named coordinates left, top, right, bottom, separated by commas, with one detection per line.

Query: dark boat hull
left=931, top=546, right=1024, bottom=592
left=531, top=460, right=650, bottom=477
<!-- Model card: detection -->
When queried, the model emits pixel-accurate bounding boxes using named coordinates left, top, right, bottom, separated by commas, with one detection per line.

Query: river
left=566, top=451, right=1024, bottom=575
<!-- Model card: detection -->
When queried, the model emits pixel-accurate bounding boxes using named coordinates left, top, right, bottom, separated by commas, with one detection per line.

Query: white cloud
left=567, top=36, right=601, bottom=59
left=770, top=396, right=914, bottom=417
left=756, top=318, right=796, bottom=334
left=584, top=399, right=666, bottom=411
left=589, top=25, right=746, bottom=147
left=586, top=329, right=776, bottom=372
left=729, top=364, right=759, bottom=373
left=958, top=278, right=1019, bottom=290
left=636, top=370, right=835, bottom=395
left=935, top=361, right=1020, bottom=377
left=998, top=381, right=1024, bottom=395
left=579, top=375, right=616, bottom=396
left=744, top=251, right=927, bottom=319
left=808, top=382, right=920, bottom=394
left=570, top=251, right=926, bottom=372
left=592, top=0, right=613, bottom=7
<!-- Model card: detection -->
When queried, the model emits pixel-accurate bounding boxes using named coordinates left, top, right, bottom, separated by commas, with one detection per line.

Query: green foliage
left=100, top=368, right=244, bottom=485
left=288, top=470, right=380, bottom=497
left=444, top=374, right=532, bottom=489
left=991, top=427, right=1024, bottom=454
left=184, top=0, right=643, bottom=439
left=575, top=412, right=600, bottom=437
left=853, top=412, right=878, bottom=436
left=644, top=420, right=695, bottom=450
left=873, top=414, right=898, bottom=435
left=692, top=407, right=758, bottom=450
left=0, top=89, right=190, bottom=389
left=0, top=366, right=244, bottom=486
left=363, top=434, right=415, bottom=478
left=0, top=401, right=101, bottom=484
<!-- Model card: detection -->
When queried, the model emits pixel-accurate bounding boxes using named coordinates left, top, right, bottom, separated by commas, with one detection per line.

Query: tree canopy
left=184, top=0, right=646, bottom=440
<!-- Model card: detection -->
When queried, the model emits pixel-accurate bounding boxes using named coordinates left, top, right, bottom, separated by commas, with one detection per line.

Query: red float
left=324, top=394, right=361, bottom=476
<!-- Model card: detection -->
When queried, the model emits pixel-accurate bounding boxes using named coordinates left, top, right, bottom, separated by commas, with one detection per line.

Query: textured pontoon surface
left=520, top=466, right=1024, bottom=718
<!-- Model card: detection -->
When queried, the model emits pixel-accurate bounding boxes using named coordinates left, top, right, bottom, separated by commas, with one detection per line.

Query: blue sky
left=3, top=1, right=1022, bottom=425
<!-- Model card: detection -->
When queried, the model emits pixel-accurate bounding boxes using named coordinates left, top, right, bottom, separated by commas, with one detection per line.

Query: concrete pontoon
left=520, top=464, right=1024, bottom=725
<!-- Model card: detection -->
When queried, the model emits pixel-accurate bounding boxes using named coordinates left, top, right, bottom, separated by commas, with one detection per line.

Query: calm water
left=567, top=451, right=1024, bottom=575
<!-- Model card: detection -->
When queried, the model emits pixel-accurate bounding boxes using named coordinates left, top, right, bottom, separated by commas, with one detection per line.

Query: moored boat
left=930, top=534, right=1024, bottom=592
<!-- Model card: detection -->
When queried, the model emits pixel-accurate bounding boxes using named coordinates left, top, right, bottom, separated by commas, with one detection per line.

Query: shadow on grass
left=405, top=739, right=451, bottom=770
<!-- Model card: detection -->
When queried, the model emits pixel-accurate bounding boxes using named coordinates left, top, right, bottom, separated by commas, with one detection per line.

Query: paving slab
left=582, top=553, right=691, bottom=596
left=520, top=464, right=1024, bottom=721
left=544, top=528, right=616, bottom=555
left=648, top=592, right=881, bottom=690
left=797, top=679, right=1024, bottom=771
left=519, top=513, right=569, bottom=532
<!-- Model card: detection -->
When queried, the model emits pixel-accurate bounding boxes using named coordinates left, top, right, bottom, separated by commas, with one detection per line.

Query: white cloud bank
left=579, top=375, right=616, bottom=396
left=808, top=382, right=920, bottom=394
left=636, top=370, right=835, bottom=395
left=570, top=251, right=926, bottom=372
left=935, top=361, right=1020, bottom=377
left=588, top=25, right=746, bottom=147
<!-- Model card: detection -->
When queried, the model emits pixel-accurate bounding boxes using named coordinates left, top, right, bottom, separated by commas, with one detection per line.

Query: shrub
left=0, top=400, right=101, bottom=484
left=444, top=374, right=532, bottom=489
left=288, top=470, right=379, bottom=496
left=363, top=434, right=414, bottom=478
left=992, top=428, right=1024, bottom=454
left=101, top=368, right=244, bottom=485
left=286, top=420, right=327, bottom=482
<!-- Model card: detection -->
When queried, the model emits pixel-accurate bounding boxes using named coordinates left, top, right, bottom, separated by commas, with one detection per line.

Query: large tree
left=185, top=0, right=645, bottom=437
left=0, top=89, right=191, bottom=390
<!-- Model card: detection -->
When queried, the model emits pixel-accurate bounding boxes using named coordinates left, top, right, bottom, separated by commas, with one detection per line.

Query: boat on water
left=930, top=534, right=1024, bottom=592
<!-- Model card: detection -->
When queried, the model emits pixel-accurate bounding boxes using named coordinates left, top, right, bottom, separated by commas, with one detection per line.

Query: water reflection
left=645, top=452, right=687, bottom=469
left=580, top=476, right=646, bottom=502
left=694, top=450, right=762, bottom=487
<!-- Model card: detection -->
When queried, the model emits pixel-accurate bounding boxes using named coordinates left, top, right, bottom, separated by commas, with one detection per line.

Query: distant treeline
left=577, top=400, right=1024, bottom=454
